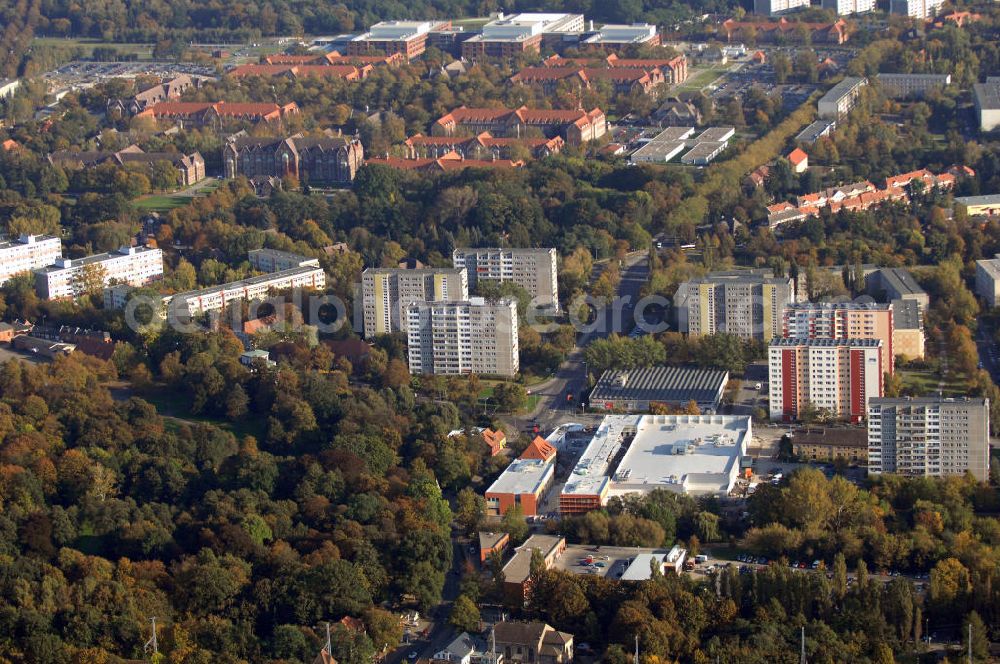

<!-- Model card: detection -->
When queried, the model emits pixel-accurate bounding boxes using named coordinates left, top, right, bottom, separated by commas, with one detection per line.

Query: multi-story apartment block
left=674, top=270, right=794, bottom=341
left=104, top=250, right=324, bottom=316
left=974, top=78, right=1000, bottom=133
left=406, top=297, right=519, bottom=376
left=868, top=397, right=989, bottom=481
left=876, top=73, right=951, bottom=99
left=769, top=337, right=884, bottom=423
left=361, top=267, right=469, bottom=336
left=347, top=20, right=453, bottom=60
left=782, top=302, right=895, bottom=374
left=35, top=246, right=163, bottom=300
left=891, top=299, right=925, bottom=360
left=223, top=135, right=363, bottom=186
left=170, top=265, right=326, bottom=317
left=248, top=248, right=320, bottom=272
left=889, top=0, right=945, bottom=19
left=461, top=13, right=584, bottom=61
left=817, top=77, right=868, bottom=119
left=820, top=0, right=875, bottom=15
left=976, top=253, right=1000, bottom=308
left=0, top=235, right=62, bottom=285
left=754, top=0, right=811, bottom=15
left=452, top=247, right=558, bottom=310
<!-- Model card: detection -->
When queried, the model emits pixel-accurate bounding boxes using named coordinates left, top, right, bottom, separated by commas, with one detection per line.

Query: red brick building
left=485, top=436, right=556, bottom=517
left=433, top=106, right=607, bottom=146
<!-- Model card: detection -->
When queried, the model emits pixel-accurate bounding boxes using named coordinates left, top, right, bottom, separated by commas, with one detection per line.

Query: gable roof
left=520, top=436, right=555, bottom=462
left=787, top=147, right=808, bottom=165
left=312, top=648, right=338, bottom=664
left=482, top=427, right=506, bottom=449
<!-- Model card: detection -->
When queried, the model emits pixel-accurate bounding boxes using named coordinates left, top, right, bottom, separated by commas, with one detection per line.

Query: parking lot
left=41, top=61, right=217, bottom=97
left=0, top=345, right=45, bottom=366
left=552, top=544, right=664, bottom=580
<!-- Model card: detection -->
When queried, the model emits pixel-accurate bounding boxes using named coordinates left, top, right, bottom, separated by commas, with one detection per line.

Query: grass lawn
left=134, top=195, right=192, bottom=211
left=34, top=37, right=154, bottom=59
left=675, top=66, right=729, bottom=92
left=140, top=386, right=265, bottom=440
left=134, top=180, right=223, bottom=211
left=899, top=368, right=967, bottom=396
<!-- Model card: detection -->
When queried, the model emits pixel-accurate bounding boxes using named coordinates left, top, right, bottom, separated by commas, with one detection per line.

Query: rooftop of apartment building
left=770, top=337, right=882, bottom=347
left=364, top=266, right=465, bottom=275
left=453, top=246, right=556, bottom=255
left=785, top=301, right=890, bottom=312
left=870, top=396, right=988, bottom=407
left=684, top=268, right=791, bottom=285
left=0, top=234, right=59, bottom=250
left=973, top=79, right=1000, bottom=110
left=818, top=76, right=867, bottom=102
left=891, top=299, right=922, bottom=329
left=35, top=245, right=160, bottom=274
left=171, top=264, right=323, bottom=300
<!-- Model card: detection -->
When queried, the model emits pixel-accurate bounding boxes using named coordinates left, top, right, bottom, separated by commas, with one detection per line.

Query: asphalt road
left=510, top=252, right=651, bottom=434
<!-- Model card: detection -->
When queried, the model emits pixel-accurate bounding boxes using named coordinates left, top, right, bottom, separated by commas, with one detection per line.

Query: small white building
left=0, top=78, right=20, bottom=99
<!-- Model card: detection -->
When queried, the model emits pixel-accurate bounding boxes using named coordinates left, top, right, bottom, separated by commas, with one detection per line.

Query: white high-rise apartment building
left=362, top=267, right=469, bottom=336
left=889, top=0, right=944, bottom=18
left=783, top=302, right=895, bottom=374
left=170, top=266, right=326, bottom=317
left=868, top=397, right=989, bottom=482
left=768, top=337, right=883, bottom=423
left=406, top=297, right=519, bottom=376
left=754, top=0, right=810, bottom=14
left=34, top=246, right=163, bottom=299
left=452, top=247, right=558, bottom=310
left=821, top=0, right=875, bottom=15
left=248, top=248, right=320, bottom=272
left=0, top=234, right=62, bottom=285
left=675, top=270, right=794, bottom=342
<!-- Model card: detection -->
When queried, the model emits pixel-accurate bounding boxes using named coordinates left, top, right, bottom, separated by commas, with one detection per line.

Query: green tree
left=455, top=488, right=485, bottom=536
left=449, top=594, right=481, bottom=633
left=501, top=505, right=529, bottom=545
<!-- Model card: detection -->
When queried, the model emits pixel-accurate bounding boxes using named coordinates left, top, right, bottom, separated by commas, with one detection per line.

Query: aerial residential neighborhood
left=1, top=0, right=1000, bottom=662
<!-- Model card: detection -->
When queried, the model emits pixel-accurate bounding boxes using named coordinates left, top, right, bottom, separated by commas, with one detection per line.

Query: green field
left=134, top=195, right=192, bottom=212
left=33, top=37, right=154, bottom=59
left=675, top=66, right=729, bottom=92
left=134, top=180, right=223, bottom=212
left=899, top=368, right=967, bottom=396
left=141, top=386, right=264, bottom=439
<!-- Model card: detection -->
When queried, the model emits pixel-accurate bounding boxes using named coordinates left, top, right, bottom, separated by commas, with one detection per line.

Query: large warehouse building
left=559, top=414, right=751, bottom=514
left=588, top=366, right=729, bottom=413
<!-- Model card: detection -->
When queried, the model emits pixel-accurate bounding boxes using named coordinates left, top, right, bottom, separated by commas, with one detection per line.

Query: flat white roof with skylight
left=610, top=414, right=750, bottom=496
